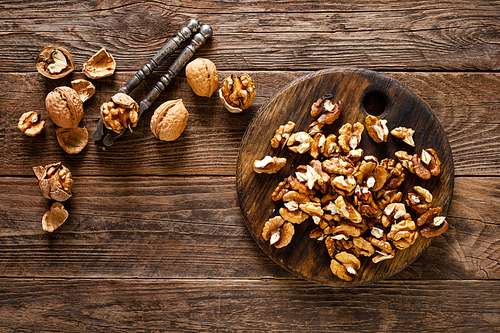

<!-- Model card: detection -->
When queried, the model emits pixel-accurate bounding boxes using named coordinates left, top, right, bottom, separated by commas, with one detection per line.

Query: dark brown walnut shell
left=36, top=46, right=74, bottom=79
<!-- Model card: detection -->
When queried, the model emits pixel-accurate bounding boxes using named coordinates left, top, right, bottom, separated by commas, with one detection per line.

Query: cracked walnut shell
left=36, top=46, right=74, bottom=79
left=42, top=202, right=69, bottom=233
left=82, top=48, right=116, bottom=79
left=101, top=93, right=139, bottom=133
left=46, top=86, right=84, bottom=129
left=71, top=79, right=95, bottom=103
left=150, top=99, right=189, bottom=141
left=186, top=58, right=219, bottom=97
left=18, top=111, right=45, bottom=136
left=219, top=73, right=256, bottom=113
left=33, top=162, right=73, bottom=202
left=56, top=127, right=89, bottom=154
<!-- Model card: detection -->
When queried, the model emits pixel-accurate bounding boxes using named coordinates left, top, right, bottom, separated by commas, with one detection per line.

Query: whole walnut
left=150, top=99, right=189, bottom=141
left=185, top=58, right=219, bottom=98
left=32, top=162, right=73, bottom=202
left=45, top=86, right=84, bottom=128
left=219, top=73, right=256, bottom=113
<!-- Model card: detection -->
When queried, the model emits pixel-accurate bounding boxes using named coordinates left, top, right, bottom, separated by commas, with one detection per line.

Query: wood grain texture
left=237, top=68, right=454, bottom=285
left=0, top=176, right=498, bottom=281
left=1, top=71, right=499, bottom=177
left=0, top=1, right=499, bottom=72
left=1, top=278, right=500, bottom=333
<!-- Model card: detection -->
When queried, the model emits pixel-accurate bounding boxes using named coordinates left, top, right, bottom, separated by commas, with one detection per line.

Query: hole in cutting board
left=363, top=91, right=387, bottom=116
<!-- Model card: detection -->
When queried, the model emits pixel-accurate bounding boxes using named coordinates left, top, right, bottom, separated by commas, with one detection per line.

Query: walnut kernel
left=33, top=162, right=73, bottom=202
left=18, top=111, right=45, bottom=136
left=101, top=93, right=139, bottom=133
left=219, top=73, right=256, bottom=113
left=36, top=46, right=74, bottom=79
left=253, top=156, right=287, bottom=174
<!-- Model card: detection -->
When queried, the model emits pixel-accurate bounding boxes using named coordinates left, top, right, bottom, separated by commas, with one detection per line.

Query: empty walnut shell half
left=45, top=86, right=84, bottom=129
left=56, top=127, right=89, bottom=154
left=219, top=73, right=256, bottom=113
left=186, top=58, right=219, bottom=98
left=42, top=202, right=69, bottom=233
left=71, top=79, right=95, bottom=103
left=33, top=162, right=73, bottom=202
left=18, top=111, right=45, bottom=137
left=150, top=99, right=189, bottom=141
left=36, top=46, right=75, bottom=79
left=82, top=48, right=116, bottom=79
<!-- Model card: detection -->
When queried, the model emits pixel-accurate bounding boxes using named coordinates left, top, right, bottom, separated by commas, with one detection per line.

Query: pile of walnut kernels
left=253, top=95, right=448, bottom=282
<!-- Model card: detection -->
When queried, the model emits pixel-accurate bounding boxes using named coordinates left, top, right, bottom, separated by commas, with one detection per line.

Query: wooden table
left=1, top=1, right=499, bottom=331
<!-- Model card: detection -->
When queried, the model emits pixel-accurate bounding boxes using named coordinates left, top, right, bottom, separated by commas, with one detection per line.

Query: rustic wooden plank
left=1, top=278, right=499, bottom=332
left=1, top=71, right=499, bottom=176
left=1, top=1, right=499, bottom=71
left=0, top=176, right=498, bottom=280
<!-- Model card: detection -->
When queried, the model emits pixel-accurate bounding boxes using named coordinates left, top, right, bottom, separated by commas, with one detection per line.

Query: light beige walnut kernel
left=271, top=121, right=295, bottom=149
left=46, top=86, right=84, bottom=129
left=82, top=48, right=116, bottom=79
left=262, top=216, right=295, bottom=248
left=253, top=156, right=287, bottom=174
left=36, top=46, right=74, bottom=79
left=219, top=73, right=256, bottom=113
left=287, top=132, right=313, bottom=154
left=150, top=99, right=189, bottom=141
left=330, top=252, right=361, bottom=281
left=338, top=122, right=364, bottom=152
left=186, top=58, right=219, bottom=97
left=42, top=202, right=69, bottom=232
left=56, top=127, right=88, bottom=154
left=18, top=111, right=45, bottom=136
left=101, top=93, right=139, bottom=134
left=388, top=219, right=418, bottom=250
left=391, top=127, right=415, bottom=146
left=71, top=79, right=95, bottom=103
left=365, top=115, right=388, bottom=143
left=33, top=162, right=73, bottom=202
left=311, top=95, right=342, bottom=125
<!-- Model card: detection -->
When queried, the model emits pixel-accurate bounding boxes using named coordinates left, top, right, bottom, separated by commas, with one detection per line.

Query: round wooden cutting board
left=236, top=67, right=454, bottom=286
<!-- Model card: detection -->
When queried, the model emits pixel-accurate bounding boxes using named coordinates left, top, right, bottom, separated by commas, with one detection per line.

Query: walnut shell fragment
left=101, top=93, right=139, bottom=133
left=46, top=86, right=84, bottom=129
left=186, top=58, right=219, bottom=97
left=36, top=46, right=74, bottom=79
left=71, top=79, right=95, bottom=103
left=150, top=99, right=189, bottom=141
left=56, top=127, right=89, bottom=154
left=219, top=73, right=256, bottom=113
left=18, top=111, right=45, bottom=137
left=82, top=48, right=116, bottom=79
left=33, top=162, right=73, bottom=202
left=42, top=202, right=69, bottom=232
